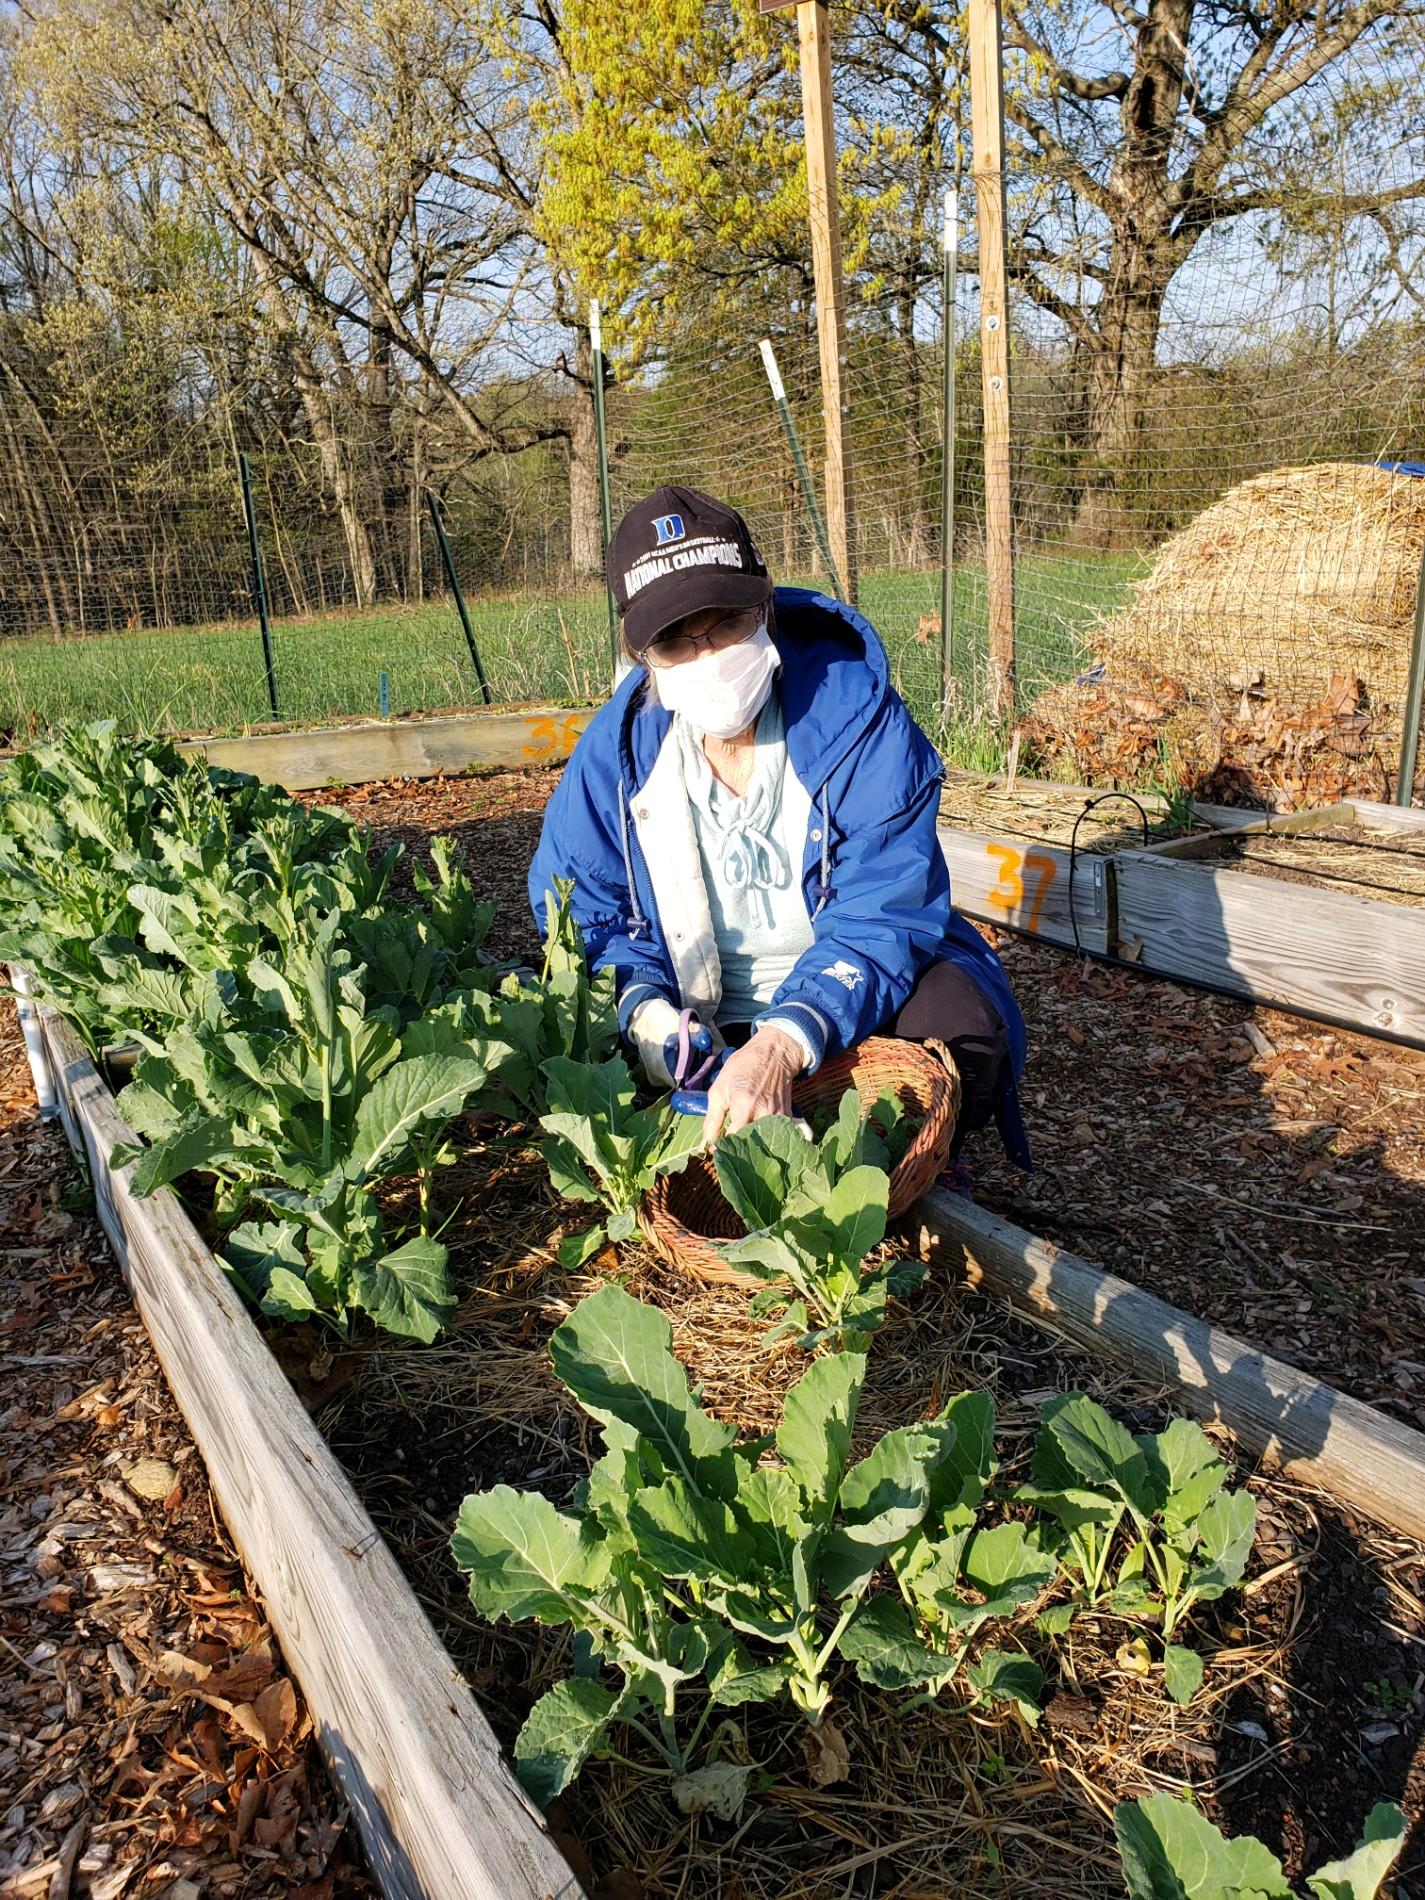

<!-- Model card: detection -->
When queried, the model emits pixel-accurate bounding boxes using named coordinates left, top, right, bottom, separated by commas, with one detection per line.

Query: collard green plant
left=1114, top=1793, right=1405, bottom=1900
left=1017, top=1394, right=1257, bottom=1704
left=0, top=726, right=521, bottom=1341
left=453, top=1283, right=1041, bottom=1811
left=485, top=879, right=619, bottom=1116
left=0, top=723, right=497, bottom=1054
left=538, top=1054, right=704, bottom=1265
left=109, top=910, right=490, bottom=1340
left=840, top=1387, right=1052, bottom=1723
left=0, top=722, right=375, bottom=1050
left=713, top=1090, right=925, bottom=1348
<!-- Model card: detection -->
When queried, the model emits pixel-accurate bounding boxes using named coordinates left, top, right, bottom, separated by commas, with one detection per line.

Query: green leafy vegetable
left=452, top=1283, right=979, bottom=1804
left=714, top=1091, right=924, bottom=1348
left=1114, top=1793, right=1404, bottom=1900
left=539, top=1053, right=703, bottom=1263
left=1018, top=1394, right=1257, bottom=1706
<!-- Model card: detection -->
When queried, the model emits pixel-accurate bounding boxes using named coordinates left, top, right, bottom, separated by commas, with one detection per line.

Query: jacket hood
left=616, top=587, right=890, bottom=794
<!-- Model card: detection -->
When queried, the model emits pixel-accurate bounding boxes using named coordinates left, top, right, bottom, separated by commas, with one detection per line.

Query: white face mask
left=652, top=623, right=779, bottom=739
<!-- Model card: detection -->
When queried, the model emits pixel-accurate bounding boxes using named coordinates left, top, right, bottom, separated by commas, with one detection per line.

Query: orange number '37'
left=983, top=841, right=1058, bottom=933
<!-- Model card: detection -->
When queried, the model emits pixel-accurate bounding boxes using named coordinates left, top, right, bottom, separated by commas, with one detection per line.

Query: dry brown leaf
left=203, top=1648, right=275, bottom=1702
left=251, top=1677, right=298, bottom=1752
left=225, top=1702, right=273, bottom=1751
left=798, top=1716, right=850, bottom=1787
left=123, top=1458, right=177, bottom=1501
left=153, top=1650, right=211, bottom=1692
left=228, top=1777, right=265, bottom=1853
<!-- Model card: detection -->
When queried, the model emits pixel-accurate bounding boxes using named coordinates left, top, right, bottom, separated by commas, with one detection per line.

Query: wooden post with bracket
left=762, top=0, right=857, bottom=603
left=968, top=0, right=1015, bottom=716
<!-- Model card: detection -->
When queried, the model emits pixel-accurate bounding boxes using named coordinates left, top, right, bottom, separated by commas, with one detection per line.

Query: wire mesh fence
left=1, top=26, right=1422, bottom=807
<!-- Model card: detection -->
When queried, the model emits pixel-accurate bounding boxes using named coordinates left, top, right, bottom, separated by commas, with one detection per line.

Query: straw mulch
left=1093, top=462, right=1425, bottom=710
left=301, top=1136, right=1420, bottom=1900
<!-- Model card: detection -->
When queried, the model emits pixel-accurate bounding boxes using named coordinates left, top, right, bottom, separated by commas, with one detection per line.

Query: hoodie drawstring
left=618, top=782, right=650, bottom=939
left=813, top=784, right=832, bottom=915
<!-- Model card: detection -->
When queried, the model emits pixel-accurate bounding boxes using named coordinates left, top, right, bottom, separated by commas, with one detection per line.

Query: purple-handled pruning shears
left=666, top=1008, right=727, bottom=1116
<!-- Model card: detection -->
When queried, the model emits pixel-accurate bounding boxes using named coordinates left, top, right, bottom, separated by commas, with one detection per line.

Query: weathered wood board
left=915, top=1187, right=1425, bottom=1547
left=1113, top=846, right=1425, bottom=1045
left=37, top=1008, right=585, bottom=1900
left=179, top=706, right=593, bottom=790
left=1139, top=803, right=1360, bottom=861
left=1346, top=797, right=1425, bottom=836
left=939, top=827, right=1110, bottom=955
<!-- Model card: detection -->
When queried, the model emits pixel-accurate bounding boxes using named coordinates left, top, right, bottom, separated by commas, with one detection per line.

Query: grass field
left=0, top=553, right=1143, bottom=767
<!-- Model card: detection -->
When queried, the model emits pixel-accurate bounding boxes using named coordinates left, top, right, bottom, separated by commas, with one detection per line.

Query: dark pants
left=892, top=960, right=1010, bottom=1156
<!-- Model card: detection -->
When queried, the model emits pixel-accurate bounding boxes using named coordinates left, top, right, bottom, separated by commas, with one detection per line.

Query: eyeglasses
left=645, top=608, right=762, bottom=669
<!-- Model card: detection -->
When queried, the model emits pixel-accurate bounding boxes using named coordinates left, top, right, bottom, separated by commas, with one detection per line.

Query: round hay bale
left=1092, top=462, right=1425, bottom=708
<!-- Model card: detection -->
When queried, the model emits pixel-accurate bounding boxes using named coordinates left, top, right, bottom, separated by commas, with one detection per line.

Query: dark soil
left=1215, top=1491, right=1425, bottom=1881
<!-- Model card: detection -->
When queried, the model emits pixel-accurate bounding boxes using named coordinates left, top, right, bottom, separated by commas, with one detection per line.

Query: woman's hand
left=702, top=1026, right=804, bottom=1146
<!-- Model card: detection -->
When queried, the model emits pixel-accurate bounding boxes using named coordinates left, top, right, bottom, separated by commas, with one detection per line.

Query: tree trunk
left=294, top=373, right=378, bottom=607
left=568, top=327, right=603, bottom=576
left=251, top=258, right=380, bottom=609
left=407, top=416, right=425, bottom=601
left=1069, top=0, right=1189, bottom=548
left=1071, top=261, right=1167, bottom=549
left=366, top=331, right=407, bottom=598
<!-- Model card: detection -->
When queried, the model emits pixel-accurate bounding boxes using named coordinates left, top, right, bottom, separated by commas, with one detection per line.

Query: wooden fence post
left=968, top=0, right=1015, bottom=717
left=797, top=0, right=857, bottom=605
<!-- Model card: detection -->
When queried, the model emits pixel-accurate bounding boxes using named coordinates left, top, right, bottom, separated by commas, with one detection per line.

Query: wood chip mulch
left=976, top=937, right=1425, bottom=1430
left=0, top=998, right=377, bottom=1900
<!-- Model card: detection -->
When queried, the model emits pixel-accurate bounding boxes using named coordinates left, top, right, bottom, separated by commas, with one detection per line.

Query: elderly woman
left=529, top=485, right=1029, bottom=1173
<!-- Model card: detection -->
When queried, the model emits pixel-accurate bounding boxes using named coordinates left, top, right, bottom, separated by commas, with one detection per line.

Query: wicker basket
left=639, top=1037, right=960, bottom=1285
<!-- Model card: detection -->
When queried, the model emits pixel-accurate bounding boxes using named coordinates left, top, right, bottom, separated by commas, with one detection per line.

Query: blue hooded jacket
left=529, top=587, right=1030, bottom=1165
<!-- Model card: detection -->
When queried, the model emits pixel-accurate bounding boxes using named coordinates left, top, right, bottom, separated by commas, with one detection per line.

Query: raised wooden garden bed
left=1115, top=800, right=1425, bottom=1046
left=33, top=1005, right=586, bottom=1900
left=915, top=1186, right=1425, bottom=1548
left=931, top=776, right=1425, bottom=1051
left=20, top=990, right=1425, bottom=1897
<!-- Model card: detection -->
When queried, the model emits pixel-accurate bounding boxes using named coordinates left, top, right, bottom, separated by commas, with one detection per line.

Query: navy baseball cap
left=607, top=485, right=773, bottom=654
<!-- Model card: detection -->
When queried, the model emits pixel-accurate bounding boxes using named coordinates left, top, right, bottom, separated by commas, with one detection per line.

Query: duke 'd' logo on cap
left=652, top=513, right=685, bottom=546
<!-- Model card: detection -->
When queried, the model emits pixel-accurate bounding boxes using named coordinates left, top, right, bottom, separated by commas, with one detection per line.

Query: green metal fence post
left=590, top=298, right=619, bottom=678
left=1396, top=539, right=1425, bottom=805
left=939, top=187, right=959, bottom=711
left=426, top=490, right=492, bottom=705
left=238, top=452, right=280, bottom=719
left=758, top=337, right=845, bottom=600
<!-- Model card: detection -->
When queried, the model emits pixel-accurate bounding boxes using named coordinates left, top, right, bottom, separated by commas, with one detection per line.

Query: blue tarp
left=1374, top=458, right=1425, bottom=478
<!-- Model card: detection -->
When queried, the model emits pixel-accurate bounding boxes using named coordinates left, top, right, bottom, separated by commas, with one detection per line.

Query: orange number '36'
left=983, top=841, right=1058, bottom=933
left=522, top=713, right=588, bottom=760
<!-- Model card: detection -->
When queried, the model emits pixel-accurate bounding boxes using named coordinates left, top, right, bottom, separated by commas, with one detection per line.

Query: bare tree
left=999, top=0, right=1425, bottom=542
